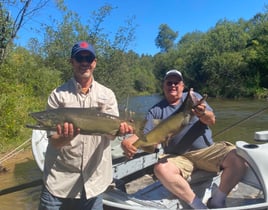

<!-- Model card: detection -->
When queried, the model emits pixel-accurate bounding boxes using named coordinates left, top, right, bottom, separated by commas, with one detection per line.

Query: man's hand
left=192, top=101, right=216, bottom=125
left=121, top=134, right=139, bottom=159
left=119, top=122, right=134, bottom=135
left=50, top=122, right=80, bottom=148
left=192, top=102, right=206, bottom=118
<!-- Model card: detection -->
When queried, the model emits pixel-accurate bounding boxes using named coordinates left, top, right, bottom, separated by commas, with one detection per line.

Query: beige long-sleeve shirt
left=44, top=77, right=119, bottom=199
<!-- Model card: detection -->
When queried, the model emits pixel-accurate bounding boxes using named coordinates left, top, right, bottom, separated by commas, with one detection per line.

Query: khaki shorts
left=159, top=141, right=235, bottom=180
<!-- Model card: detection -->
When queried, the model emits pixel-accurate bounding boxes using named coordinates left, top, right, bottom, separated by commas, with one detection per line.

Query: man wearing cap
left=38, top=41, right=133, bottom=210
left=121, top=69, right=247, bottom=209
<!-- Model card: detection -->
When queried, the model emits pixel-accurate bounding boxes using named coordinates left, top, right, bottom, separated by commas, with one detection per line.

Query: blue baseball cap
left=71, top=41, right=96, bottom=58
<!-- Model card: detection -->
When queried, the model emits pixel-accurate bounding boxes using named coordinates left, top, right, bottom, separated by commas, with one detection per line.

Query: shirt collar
left=71, top=77, right=94, bottom=94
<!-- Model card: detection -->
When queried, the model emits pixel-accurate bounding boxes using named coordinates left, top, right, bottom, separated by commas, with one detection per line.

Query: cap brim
left=164, top=73, right=183, bottom=80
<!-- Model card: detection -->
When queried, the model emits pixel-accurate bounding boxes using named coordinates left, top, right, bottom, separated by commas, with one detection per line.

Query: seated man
left=121, top=69, right=247, bottom=209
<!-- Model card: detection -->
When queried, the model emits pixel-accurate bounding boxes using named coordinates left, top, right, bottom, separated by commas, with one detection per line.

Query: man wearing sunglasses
left=39, top=41, right=133, bottom=210
left=121, top=69, right=247, bottom=209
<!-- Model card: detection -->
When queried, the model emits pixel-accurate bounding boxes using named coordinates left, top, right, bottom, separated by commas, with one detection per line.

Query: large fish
left=133, top=88, right=207, bottom=152
left=27, top=107, right=133, bottom=136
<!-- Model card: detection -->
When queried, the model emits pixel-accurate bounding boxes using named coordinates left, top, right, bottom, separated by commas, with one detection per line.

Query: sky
left=9, top=0, right=268, bottom=55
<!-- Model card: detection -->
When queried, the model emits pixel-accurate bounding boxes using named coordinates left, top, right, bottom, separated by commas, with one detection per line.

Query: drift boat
left=31, top=130, right=268, bottom=210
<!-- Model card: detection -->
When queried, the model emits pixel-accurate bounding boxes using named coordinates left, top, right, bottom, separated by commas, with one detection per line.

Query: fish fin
left=181, top=114, right=192, bottom=126
left=133, top=139, right=142, bottom=148
left=162, top=135, right=172, bottom=147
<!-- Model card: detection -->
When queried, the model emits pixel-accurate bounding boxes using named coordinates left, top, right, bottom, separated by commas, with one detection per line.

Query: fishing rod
left=0, top=179, right=43, bottom=196
left=213, top=104, right=268, bottom=138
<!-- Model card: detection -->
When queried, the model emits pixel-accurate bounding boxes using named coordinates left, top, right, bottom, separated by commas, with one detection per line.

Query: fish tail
left=133, top=141, right=141, bottom=148
left=133, top=140, right=156, bottom=153
left=192, top=93, right=208, bottom=108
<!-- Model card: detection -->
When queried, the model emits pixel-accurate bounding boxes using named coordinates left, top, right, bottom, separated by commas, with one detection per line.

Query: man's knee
left=153, top=162, right=165, bottom=175
left=223, top=149, right=248, bottom=170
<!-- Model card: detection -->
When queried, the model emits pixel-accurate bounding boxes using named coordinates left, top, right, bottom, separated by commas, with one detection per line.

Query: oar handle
left=0, top=179, right=43, bottom=196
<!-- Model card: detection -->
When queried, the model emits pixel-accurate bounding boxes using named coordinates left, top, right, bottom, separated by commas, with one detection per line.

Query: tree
left=0, top=3, right=12, bottom=59
left=0, top=46, right=61, bottom=151
left=0, top=0, right=49, bottom=64
left=155, top=24, right=178, bottom=53
left=246, top=11, right=268, bottom=89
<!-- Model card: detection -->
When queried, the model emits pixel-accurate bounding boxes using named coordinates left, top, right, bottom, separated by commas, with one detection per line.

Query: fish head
left=29, top=110, right=62, bottom=127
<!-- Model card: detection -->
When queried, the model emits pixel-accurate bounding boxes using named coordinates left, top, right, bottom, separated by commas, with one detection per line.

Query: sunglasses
left=166, top=81, right=180, bottom=86
left=74, top=55, right=95, bottom=63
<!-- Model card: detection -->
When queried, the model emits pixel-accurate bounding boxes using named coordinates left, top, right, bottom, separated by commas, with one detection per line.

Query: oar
left=213, top=105, right=268, bottom=138
left=0, top=179, right=43, bottom=196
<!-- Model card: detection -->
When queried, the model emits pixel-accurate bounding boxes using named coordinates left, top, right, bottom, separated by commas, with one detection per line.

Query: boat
left=31, top=130, right=268, bottom=210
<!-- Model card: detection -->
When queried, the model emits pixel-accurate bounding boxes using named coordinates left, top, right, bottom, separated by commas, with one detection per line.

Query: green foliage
left=0, top=2, right=13, bottom=63
left=246, top=12, right=268, bottom=89
left=155, top=17, right=266, bottom=98
left=133, top=55, right=156, bottom=94
left=96, top=49, right=135, bottom=101
left=155, top=24, right=178, bottom=52
left=0, top=3, right=12, bottom=48
left=0, top=0, right=49, bottom=64
left=0, top=71, right=46, bottom=152
left=4, top=47, right=62, bottom=97
left=0, top=47, right=61, bottom=152
left=255, top=87, right=268, bottom=99
left=1, top=2, right=268, bottom=153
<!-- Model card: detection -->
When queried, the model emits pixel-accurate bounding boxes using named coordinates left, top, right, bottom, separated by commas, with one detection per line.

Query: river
left=0, top=95, right=267, bottom=210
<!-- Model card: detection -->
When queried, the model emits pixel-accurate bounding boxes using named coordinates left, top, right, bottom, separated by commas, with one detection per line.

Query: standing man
left=121, top=69, right=247, bottom=209
left=39, top=41, right=133, bottom=210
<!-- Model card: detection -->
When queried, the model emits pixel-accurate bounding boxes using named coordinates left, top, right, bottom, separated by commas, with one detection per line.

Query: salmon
left=133, top=88, right=207, bottom=152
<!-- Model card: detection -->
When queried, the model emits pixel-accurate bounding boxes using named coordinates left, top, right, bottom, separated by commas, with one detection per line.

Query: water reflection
left=209, top=98, right=268, bottom=143
left=0, top=96, right=267, bottom=209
